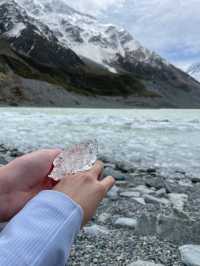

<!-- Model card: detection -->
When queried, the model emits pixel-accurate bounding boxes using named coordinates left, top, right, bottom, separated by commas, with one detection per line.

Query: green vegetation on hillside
left=0, top=38, right=159, bottom=98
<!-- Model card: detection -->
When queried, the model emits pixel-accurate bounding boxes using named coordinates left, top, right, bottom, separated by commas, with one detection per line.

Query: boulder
left=179, top=245, right=200, bottom=266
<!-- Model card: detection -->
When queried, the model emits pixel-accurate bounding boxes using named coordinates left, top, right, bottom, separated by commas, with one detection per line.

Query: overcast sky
left=66, top=0, right=200, bottom=70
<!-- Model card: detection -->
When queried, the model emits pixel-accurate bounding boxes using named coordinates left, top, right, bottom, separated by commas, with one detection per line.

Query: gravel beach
left=1, top=145, right=200, bottom=266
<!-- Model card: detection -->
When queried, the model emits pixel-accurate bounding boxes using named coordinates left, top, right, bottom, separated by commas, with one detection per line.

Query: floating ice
left=49, top=140, right=98, bottom=181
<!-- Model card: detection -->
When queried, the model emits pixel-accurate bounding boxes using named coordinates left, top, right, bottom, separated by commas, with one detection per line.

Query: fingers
left=100, top=176, right=115, bottom=193
left=44, top=149, right=62, bottom=159
left=89, top=160, right=104, bottom=178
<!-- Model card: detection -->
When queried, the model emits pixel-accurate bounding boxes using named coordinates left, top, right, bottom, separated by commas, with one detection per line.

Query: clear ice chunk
left=49, top=140, right=98, bottom=181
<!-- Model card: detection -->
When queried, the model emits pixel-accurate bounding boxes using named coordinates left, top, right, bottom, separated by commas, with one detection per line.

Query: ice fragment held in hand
left=49, top=140, right=98, bottom=181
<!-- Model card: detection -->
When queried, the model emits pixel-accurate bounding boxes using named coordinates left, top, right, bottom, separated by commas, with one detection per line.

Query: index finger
left=89, top=160, right=104, bottom=178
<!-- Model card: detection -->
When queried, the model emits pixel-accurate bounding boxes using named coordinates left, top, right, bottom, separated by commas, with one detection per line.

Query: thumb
left=100, top=176, right=115, bottom=194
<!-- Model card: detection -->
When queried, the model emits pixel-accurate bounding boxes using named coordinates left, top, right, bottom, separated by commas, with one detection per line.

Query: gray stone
left=155, top=188, right=167, bottom=197
left=145, top=176, right=165, bottom=190
left=137, top=213, right=200, bottom=244
left=168, top=193, right=188, bottom=211
left=115, top=161, right=136, bottom=173
left=114, top=217, right=137, bottom=229
left=103, top=167, right=128, bottom=181
left=120, top=191, right=140, bottom=198
left=144, top=195, right=169, bottom=205
left=133, top=197, right=146, bottom=205
left=107, top=185, right=119, bottom=199
left=137, top=214, right=157, bottom=236
left=98, top=213, right=110, bottom=223
left=179, top=245, right=200, bottom=266
left=191, top=176, right=200, bottom=183
left=164, top=180, right=189, bottom=194
left=115, top=180, right=128, bottom=186
left=84, top=224, right=109, bottom=237
left=0, top=156, right=7, bottom=165
left=132, top=185, right=154, bottom=195
left=173, top=208, right=190, bottom=220
left=129, top=260, right=164, bottom=266
left=156, top=215, right=200, bottom=244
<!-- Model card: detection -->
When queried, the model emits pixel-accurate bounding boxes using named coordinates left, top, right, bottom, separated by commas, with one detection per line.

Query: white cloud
left=100, top=0, right=200, bottom=68
left=64, top=0, right=200, bottom=69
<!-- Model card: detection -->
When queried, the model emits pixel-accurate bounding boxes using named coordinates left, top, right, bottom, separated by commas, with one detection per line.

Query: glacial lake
left=0, top=108, right=200, bottom=178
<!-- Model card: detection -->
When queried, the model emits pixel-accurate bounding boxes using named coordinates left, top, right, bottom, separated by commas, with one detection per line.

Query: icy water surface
left=0, top=108, right=200, bottom=177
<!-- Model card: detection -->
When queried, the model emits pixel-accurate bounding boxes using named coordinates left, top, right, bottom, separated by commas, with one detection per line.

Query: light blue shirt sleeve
left=0, top=190, right=83, bottom=266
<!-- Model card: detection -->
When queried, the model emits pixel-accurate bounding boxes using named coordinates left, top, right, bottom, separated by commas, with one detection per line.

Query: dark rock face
left=10, top=26, right=83, bottom=69
left=0, top=1, right=83, bottom=69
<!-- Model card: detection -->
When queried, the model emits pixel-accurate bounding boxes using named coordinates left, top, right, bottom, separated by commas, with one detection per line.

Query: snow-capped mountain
left=0, top=0, right=83, bottom=69
left=6, top=0, right=167, bottom=73
left=188, top=63, right=200, bottom=82
left=1, top=0, right=200, bottom=108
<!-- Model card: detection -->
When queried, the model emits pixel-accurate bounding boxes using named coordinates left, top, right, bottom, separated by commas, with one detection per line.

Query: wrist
left=0, top=165, right=10, bottom=194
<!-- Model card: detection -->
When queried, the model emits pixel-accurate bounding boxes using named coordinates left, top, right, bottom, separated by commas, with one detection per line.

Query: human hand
left=0, top=149, right=61, bottom=222
left=54, top=161, right=115, bottom=226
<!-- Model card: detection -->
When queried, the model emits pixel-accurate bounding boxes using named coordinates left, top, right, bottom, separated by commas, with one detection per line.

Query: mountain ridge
left=188, top=63, right=200, bottom=82
left=0, top=0, right=200, bottom=107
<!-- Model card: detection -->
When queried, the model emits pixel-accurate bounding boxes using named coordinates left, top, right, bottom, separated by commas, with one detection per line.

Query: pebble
left=84, top=225, right=109, bottom=237
left=0, top=156, right=7, bottom=165
left=144, top=195, right=169, bottom=205
left=103, top=167, right=128, bottom=181
left=98, top=213, right=110, bottom=223
left=191, top=176, right=200, bottom=183
left=168, top=193, right=188, bottom=211
left=179, top=245, right=200, bottom=266
left=133, top=197, right=146, bottom=205
left=155, top=188, right=167, bottom=197
left=115, top=161, right=136, bottom=173
left=107, top=185, right=119, bottom=199
left=132, top=185, right=154, bottom=195
left=114, top=218, right=137, bottom=229
left=120, top=191, right=140, bottom=198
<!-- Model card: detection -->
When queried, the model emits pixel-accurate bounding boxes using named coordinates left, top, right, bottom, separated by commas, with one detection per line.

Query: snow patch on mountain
left=6, top=22, right=26, bottom=38
left=14, top=0, right=166, bottom=73
left=188, top=63, right=200, bottom=82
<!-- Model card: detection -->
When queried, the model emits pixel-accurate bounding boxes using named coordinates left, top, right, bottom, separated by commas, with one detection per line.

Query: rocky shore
left=0, top=145, right=200, bottom=266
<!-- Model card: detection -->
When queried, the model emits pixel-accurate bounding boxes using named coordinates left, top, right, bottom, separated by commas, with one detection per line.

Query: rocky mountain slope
left=0, top=0, right=200, bottom=107
left=188, top=63, right=200, bottom=82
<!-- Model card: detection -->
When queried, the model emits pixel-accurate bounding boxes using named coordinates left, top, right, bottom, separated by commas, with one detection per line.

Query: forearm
left=0, top=190, right=83, bottom=266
